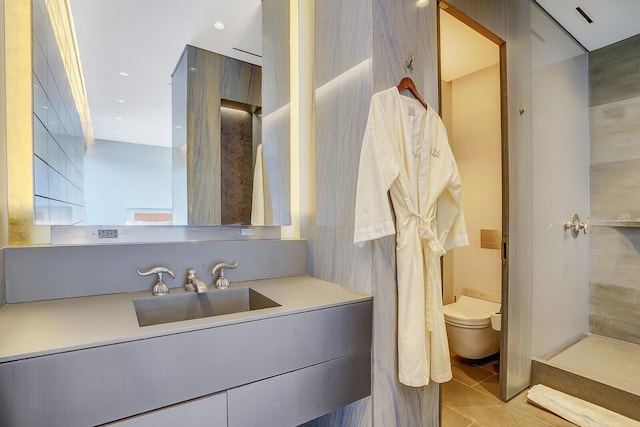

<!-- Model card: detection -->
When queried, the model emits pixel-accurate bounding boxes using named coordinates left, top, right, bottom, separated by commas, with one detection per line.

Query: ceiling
left=71, top=1, right=640, bottom=148
left=440, top=11, right=499, bottom=82
left=70, top=0, right=262, bottom=148
left=534, top=0, right=640, bottom=51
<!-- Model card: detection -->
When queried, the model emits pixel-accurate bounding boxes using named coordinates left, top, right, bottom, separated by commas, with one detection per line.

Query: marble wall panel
left=313, top=0, right=372, bottom=89
left=262, top=0, right=291, bottom=225
left=186, top=47, right=223, bottom=225
left=262, top=0, right=289, bottom=114
left=176, top=46, right=261, bottom=226
left=310, top=0, right=440, bottom=425
left=372, top=0, right=439, bottom=103
left=310, top=0, right=374, bottom=425
left=262, top=112, right=290, bottom=225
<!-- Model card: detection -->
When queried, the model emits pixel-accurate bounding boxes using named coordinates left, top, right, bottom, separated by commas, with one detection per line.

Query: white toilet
left=443, top=289, right=501, bottom=360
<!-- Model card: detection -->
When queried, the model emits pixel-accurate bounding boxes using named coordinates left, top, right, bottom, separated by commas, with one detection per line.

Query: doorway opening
left=438, top=0, right=509, bottom=404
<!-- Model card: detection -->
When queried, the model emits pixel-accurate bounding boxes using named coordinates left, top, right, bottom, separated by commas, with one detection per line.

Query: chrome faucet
left=185, top=269, right=208, bottom=293
left=211, top=261, right=238, bottom=289
left=137, top=266, right=174, bottom=296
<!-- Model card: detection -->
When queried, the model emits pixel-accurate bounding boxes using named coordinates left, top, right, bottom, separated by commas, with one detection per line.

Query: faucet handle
left=137, top=266, right=175, bottom=296
left=211, top=261, right=238, bottom=289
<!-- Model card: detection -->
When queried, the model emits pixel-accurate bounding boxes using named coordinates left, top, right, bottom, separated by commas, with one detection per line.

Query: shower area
left=528, top=2, right=640, bottom=421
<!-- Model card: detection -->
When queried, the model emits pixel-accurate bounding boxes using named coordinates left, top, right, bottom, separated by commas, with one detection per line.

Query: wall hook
left=563, top=213, right=589, bottom=238
left=405, top=53, right=414, bottom=69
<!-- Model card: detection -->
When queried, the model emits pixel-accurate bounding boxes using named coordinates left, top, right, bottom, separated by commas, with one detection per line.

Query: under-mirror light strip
left=45, top=0, right=94, bottom=143
left=298, top=0, right=315, bottom=231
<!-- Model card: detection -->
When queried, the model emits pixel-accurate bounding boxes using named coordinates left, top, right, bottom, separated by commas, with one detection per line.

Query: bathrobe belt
left=409, top=209, right=445, bottom=332
left=410, top=210, right=446, bottom=257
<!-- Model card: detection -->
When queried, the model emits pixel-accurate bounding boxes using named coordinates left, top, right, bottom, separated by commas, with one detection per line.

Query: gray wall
left=3, top=239, right=307, bottom=303
left=530, top=2, right=590, bottom=359
left=309, top=0, right=439, bottom=425
left=589, top=34, right=640, bottom=345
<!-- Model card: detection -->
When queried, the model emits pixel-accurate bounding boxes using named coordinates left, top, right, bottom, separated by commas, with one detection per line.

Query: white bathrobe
left=354, top=87, right=469, bottom=386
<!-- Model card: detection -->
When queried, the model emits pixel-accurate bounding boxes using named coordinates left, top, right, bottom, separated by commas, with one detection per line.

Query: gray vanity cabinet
left=0, top=300, right=372, bottom=426
left=227, top=350, right=371, bottom=427
left=108, top=392, right=227, bottom=426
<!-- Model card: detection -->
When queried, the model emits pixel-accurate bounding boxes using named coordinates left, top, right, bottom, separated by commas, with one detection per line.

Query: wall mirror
left=31, top=0, right=291, bottom=232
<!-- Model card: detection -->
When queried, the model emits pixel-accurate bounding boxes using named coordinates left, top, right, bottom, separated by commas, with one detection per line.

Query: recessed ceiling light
left=416, top=0, right=429, bottom=7
left=214, top=21, right=225, bottom=30
left=119, top=72, right=129, bottom=77
left=117, top=99, right=125, bottom=103
left=175, top=125, right=183, bottom=129
left=115, top=116, right=123, bottom=120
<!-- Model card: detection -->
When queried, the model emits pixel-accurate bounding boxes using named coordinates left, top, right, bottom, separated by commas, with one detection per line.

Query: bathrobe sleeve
left=353, top=98, right=400, bottom=247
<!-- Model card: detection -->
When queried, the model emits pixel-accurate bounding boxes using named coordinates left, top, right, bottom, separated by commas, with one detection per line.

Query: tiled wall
left=589, top=34, right=640, bottom=345
left=31, top=0, right=86, bottom=225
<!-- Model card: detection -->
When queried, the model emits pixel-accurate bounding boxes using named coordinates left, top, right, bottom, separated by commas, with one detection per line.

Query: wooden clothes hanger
left=397, top=76, right=428, bottom=110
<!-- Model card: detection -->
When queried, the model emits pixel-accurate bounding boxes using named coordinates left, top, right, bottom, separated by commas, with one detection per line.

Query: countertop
left=0, top=275, right=371, bottom=364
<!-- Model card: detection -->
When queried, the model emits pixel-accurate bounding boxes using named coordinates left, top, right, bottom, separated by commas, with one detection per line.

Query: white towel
left=251, top=144, right=273, bottom=225
left=527, top=384, right=640, bottom=427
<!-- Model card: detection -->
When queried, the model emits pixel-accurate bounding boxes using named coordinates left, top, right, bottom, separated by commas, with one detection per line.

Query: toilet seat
left=443, top=295, right=501, bottom=329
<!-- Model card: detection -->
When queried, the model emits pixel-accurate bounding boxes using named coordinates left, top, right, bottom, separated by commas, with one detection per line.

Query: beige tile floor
left=442, top=354, right=575, bottom=426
